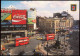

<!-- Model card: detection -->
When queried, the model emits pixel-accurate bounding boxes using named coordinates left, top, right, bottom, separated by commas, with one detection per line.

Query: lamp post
left=42, top=34, right=43, bottom=44
left=44, top=31, right=48, bottom=56
left=60, top=29, right=65, bottom=55
left=62, top=29, right=66, bottom=55
left=64, top=32, right=65, bottom=55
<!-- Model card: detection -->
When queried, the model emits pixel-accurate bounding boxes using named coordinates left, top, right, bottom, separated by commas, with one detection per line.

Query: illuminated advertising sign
left=1, top=25, right=26, bottom=27
left=12, top=10, right=27, bottom=25
left=1, top=13, right=11, bottom=25
left=1, top=9, right=11, bottom=13
left=28, top=10, right=36, bottom=24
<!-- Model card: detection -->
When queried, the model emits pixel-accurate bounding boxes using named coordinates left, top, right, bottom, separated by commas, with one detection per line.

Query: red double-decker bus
left=15, top=37, right=29, bottom=46
left=46, top=34, right=55, bottom=41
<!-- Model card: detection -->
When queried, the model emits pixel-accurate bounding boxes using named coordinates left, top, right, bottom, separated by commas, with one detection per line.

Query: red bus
left=46, top=34, right=55, bottom=41
left=15, top=37, right=29, bottom=46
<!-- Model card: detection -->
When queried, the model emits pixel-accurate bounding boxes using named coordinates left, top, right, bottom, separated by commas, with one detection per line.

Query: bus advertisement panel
left=28, top=10, right=36, bottom=24
left=12, top=10, right=27, bottom=25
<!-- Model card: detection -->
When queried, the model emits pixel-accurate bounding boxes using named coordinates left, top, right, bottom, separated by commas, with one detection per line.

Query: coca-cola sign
left=13, top=15, right=26, bottom=19
left=12, top=10, right=27, bottom=24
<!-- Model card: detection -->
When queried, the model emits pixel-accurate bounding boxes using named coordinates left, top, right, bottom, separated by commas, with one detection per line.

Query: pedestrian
left=6, top=47, right=11, bottom=56
left=1, top=51, right=4, bottom=56
left=7, top=37, right=10, bottom=43
left=4, top=37, right=7, bottom=43
left=3, top=38, right=5, bottom=43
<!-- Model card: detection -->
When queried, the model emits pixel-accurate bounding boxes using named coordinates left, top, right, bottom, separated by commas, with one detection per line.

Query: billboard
left=12, top=10, right=27, bottom=25
left=1, top=13, right=11, bottom=25
left=28, top=10, right=36, bottom=24
left=1, top=9, right=11, bottom=13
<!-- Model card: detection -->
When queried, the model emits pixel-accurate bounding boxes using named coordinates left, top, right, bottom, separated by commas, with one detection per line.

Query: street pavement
left=68, top=31, right=79, bottom=55
left=23, top=38, right=42, bottom=55
left=3, top=34, right=45, bottom=55
left=3, top=31, right=78, bottom=55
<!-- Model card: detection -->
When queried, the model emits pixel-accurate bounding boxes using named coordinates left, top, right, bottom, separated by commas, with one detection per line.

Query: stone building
left=37, top=11, right=74, bottom=34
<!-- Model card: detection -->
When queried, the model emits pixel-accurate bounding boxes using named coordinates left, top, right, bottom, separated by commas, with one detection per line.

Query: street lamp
left=62, top=32, right=65, bottom=55
left=47, top=40, right=48, bottom=56
left=59, top=29, right=66, bottom=55
left=44, top=31, right=48, bottom=56
left=42, top=35, right=43, bottom=44
left=62, top=29, right=66, bottom=55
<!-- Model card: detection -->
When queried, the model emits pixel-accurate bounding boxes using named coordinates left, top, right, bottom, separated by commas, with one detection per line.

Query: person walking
left=6, top=47, right=11, bottom=56
left=4, top=37, right=7, bottom=43
left=7, top=37, right=10, bottom=43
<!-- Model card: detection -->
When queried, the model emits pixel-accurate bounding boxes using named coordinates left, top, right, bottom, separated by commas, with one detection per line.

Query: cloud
left=68, top=9, right=79, bottom=20
left=66, top=1, right=79, bottom=20
left=7, top=5, right=16, bottom=9
left=21, top=1, right=79, bottom=20
left=21, top=1, right=51, bottom=8
left=49, top=1, right=66, bottom=8
left=37, top=10, right=53, bottom=17
left=49, top=1, right=79, bottom=8
left=47, top=1, right=79, bottom=20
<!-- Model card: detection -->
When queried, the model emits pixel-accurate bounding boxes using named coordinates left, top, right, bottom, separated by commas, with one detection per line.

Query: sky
left=1, top=1, right=79, bottom=20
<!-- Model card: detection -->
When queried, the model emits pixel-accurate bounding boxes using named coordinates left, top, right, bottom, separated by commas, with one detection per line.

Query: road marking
left=25, top=51, right=32, bottom=53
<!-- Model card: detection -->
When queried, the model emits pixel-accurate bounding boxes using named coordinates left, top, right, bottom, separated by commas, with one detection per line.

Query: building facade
left=37, top=11, right=74, bottom=34
left=1, top=8, right=28, bottom=39
left=28, top=8, right=37, bottom=31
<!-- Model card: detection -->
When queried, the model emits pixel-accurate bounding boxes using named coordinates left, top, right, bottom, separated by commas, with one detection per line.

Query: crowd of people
left=68, top=31, right=79, bottom=55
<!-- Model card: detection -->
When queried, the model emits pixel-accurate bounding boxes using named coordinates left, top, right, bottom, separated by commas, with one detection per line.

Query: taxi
left=36, top=37, right=43, bottom=40
left=65, top=34, right=70, bottom=39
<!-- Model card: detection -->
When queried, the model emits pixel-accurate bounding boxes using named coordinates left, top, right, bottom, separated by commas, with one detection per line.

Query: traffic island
left=35, top=40, right=56, bottom=55
left=35, top=40, right=73, bottom=55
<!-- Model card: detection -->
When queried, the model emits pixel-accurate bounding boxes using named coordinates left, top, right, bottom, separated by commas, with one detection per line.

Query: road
left=68, top=31, right=79, bottom=55
left=23, top=38, right=42, bottom=55
left=3, top=34, right=45, bottom=55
